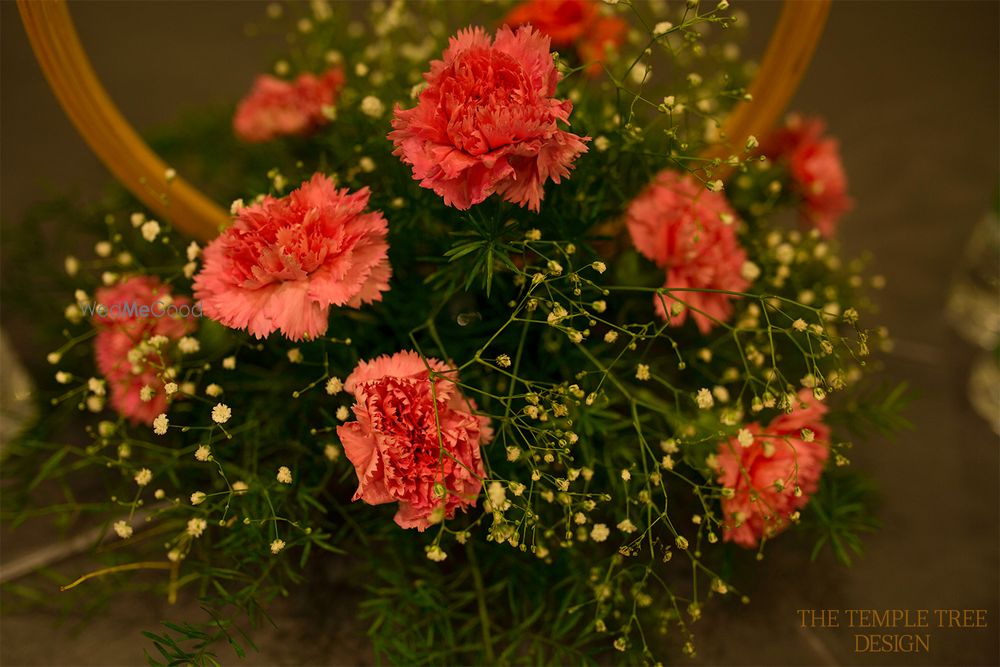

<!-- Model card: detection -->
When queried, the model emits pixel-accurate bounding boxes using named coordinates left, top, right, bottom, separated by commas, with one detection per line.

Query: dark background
left=1, top=1, right=998, bottom=665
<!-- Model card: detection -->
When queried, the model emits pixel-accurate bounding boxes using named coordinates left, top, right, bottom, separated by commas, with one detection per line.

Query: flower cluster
left=193, top=174, right=391, bottom=341
left=389, top=26, right=589, bottom=211
left=626, top=171, right=751, bottom=332
left=234, top=67, right=345, bottom=142
left=92, top=276, right=195, bottom=424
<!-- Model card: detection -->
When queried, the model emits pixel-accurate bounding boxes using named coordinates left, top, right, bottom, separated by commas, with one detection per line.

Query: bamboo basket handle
left=18, top=0, right=829, bottom=242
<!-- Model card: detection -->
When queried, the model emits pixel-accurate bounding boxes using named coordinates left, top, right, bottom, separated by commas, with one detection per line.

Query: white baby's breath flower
left=617, top=519, right=637, bottom=534
left=154, top=488, right=165, bottom=499
left=195, top=445, right=211, bottom=461
left=741, top=260, right=761, bottom=281
left=277, top=466, right=293, bottom=484
left=635, top=364, right=650, bottom=381
left=152, top=413, right=169, bottom=435
left=95, top=241, right=113, bottom=257
left=164, top=382, right=178, bottom=396
left=232, top=481, right=249, bottom=493
left=113, top=520, right=133, bottom=539
left=325, top=377, right=343, bottom=395
left=426, top=545, right=447, bottom=562
left=360, top=95, right=385, bottom=118
left=211, top=403, right=232, bottom=424
left=183, top=262, right=197, bottom=278
left=737, top=428, right=754, bottom=448
left=801, top=428, right=815, bottom=442
left=594, top=136, right=610, bottom=152
left=65, top=255, right=80, bottom=276
left=177, top=337, right=200, bottom=354
left=336, top=405, right=350, bottom=421
left=47, top=353, right=62, bottom=367
left=190, top=491, right=206, bottom=506
left=130, top=212, right=145, bottom=227
left=621, top=469, right=631, bottom=482
left=525, top=228, right=542, bottom=241
left=696, top=388, right=714, bottom=409
left=134, top=468, right=152, bottom=486
left=86, top=395, right=104, bottom=413
left=141, top=220, right=161, bottom=242
left=55, top=371, right=71, bottom=384
left=590, top=523, right=610, bottom=542
left=603, top=331, right=619, bottom=343
left=230, top=199, right=244, bottom=214
left=270, top=539, right=286, bottom=554
left=186, top=518, right=207, bottom=538
left=324, top=444, right=341, bottom=461
left=205, top=383, right=223, bottom=397
left=222, top=356, right=237, bottom=370
left=287, top=348, right=304, bottom=363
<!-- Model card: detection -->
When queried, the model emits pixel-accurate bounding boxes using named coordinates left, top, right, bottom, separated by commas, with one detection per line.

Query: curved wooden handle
left=18, top=0, right=829, bottom=242
left=17, top=0, right=228, bottom=241
left=707, top=0, right=831, bottom=162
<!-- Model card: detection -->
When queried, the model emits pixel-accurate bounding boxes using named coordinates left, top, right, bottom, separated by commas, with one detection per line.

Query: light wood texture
left=16, top=0, right=228, bottom=241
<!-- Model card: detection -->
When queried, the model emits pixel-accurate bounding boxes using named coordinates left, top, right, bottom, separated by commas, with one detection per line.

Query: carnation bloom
left=714, top=389, right=830, bottom=547
left=389, top=26, right=589, bottom=212
left=625, top=171, right=750, bottom=333
left=92, top=276, right=195, bottom=424
left=762, top=114, right=852, bottom=237
left=233, top=67, right=345, bottom=143
left=337, top=350, right=493, bottom=531
left=503, top=0, right=626, bottom=76
left=193, top=174, right=391, bottom=341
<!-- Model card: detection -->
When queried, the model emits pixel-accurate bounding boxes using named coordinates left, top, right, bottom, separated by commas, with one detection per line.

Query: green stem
left=467, top=541, right=496, bottom=664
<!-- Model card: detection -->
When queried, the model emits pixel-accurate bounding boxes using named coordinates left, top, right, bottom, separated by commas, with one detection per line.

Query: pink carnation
left=389, top=25, right=589, bottom=212
left=626, top=171, right=750, bottom=333
left=762, top=114, right=852, bottom=237
left=714, top=389, right=830, bottom=548
left=337, top=350, right=493, bottom=531
left=193, top=174, right=391, bottom=342
left=92, top=276, right=195, bottom=425
left=503, top=0, right=626, bottom=77
left=233, top=68, right=345, bottom=143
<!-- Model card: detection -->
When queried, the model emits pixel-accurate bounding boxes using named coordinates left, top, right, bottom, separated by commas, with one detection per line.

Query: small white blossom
left=164, top=382, right=178, bottom=396
left=741, top=260, right=761, bottom=281
left=621, top=469, right=631, bottom=482
left=495, top=354, right=511, bottom=368
left=65, top=255, right=80, bottom=276
left=270, top=539, right=286, bottom=554
left=205, top=383, right=223, bottom=397
left=86, top=396, right=104, bottom=413
left=183, top=262, right=197, bottom=278
left=113, top=520, right=133, bottom=539
left=140, top=220, right=161, bottom=242
left=230, top=199, right=244, bottom=214
left=325, top=377, right=343, bottom=395
left=232, top=481, right=249, bottom=493
left=324, top=444, right=341, bottom=461
left=186, top=518, right=207, bottom=538
left=336, top=405, right=350, bottom=421
left=603, top=331, right=618, bottom=343
left=55, top=371, right=71, bottom=384
left=277, top=466, right=293, bottom=484
left=190, top=491, right=206, bottom=506
left=134, top=468, right=152, bottom=486
left=525, top=228, right=542, bottom=241
left=737, top=428, right=754, bottom=448
left=95, top=241, right=113, bottom=257
left=696, top=388, right=714, bottom=409
left=590, top=523, right=610, bottom=542
left=211, top=403, right=232, bottom=424
left=177, top=337, right=200, bottom=354
left=594, top=136, right=610, bottom=152
left=287, top=348, right=304, bottom=363
left=152, top=413, right=169, bottom=435
left=617, top=519, right=637, bottom=534
left=426, top=545, right=447, bottom=562
left=222, top=356, right=237, bottom=370
left=360, top=95, right=385, bottom=118
left=635, top=364, right=650, bottom=381
left=195, top=445, right=211, bottom=461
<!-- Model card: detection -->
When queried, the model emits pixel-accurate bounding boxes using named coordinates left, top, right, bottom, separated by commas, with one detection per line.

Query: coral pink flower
left=389, top=26, right=589, bottom=212
left=193, top=174, right=391, bottom=342
left=714, top=389, right=830, bottom=547
left=233, top=67, right=345, bottom=143
left=92, top=276, right=195, bottom=424
left=503, top=0, right=626, bottom=76
left=626, top=171, right=750, bottom=333
left=762, top=115, right=852, bottom=237
left=337, top=350, right=493, bottom=531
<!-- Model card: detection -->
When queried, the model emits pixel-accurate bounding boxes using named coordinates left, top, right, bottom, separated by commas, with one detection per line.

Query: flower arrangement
left=3, top=1, right=910, bottom=664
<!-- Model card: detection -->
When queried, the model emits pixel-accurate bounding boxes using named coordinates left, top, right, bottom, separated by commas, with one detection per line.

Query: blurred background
left=1, top=1, right=997, bottom=665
